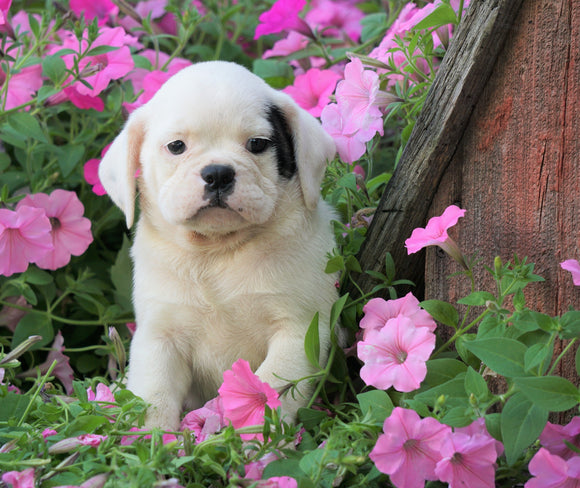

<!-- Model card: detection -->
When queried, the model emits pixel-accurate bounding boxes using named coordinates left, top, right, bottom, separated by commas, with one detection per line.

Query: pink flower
left=357, top=315, right=435, bottom=392
left=370, top=407, right=451, bottom=488
left=0, top=206, right=53, bottom=277
left=525, top=448, right=580, bottom=488
left=335, top=57, right=396, bottom=135
left=218, top=359, right=281, bottom=439
left=305, top=0, right=364, bottom=41
left=360, top=292, right=436, bottom=338
left=18, top=331, right=74, bottom=394
left=455, top=418, right=504, bottom=457
left=120, top=427, right=151, bottom=446
left=405, top=205, right=467, bottom=268
left=42, top=429, right=58, bottom=439
left=283, top=69, right=341, bottom=117
left=49, top=434, right=107, bottom=454
left=434, top=432, right=498, bottom=488
left=69, top=0, right=118, bottom=24
left=258, top=477, right=298, bottom=488
left=0, top=0, right=11, bottom=26
left=561, top=260, right=580, bottom=286
left=87, top=383, right=115, bottom=406
left=245, top=451, right=280, bottom=480
left=84, top=144, right=110, bottom=196
left=17, top=190, right=93, bottom=270
left=1, top=468, right=35, bottom=488
left=263, top=31, right=309, bottom=59
left=181, top=397, right=226, bottom=443
left=0, top=64, right=43, bottom=111
left=540, top=418, right=580, bottom=460
left=254, top=0, right=313, bottom=40
left=0, top=296, right=30, bottom=331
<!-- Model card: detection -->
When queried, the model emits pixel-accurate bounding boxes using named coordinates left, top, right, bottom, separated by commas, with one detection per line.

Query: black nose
left=201, top=165, right=236, bottom=194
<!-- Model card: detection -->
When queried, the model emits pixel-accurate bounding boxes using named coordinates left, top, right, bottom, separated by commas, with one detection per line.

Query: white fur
left=99, top=61, right=338, bottom=430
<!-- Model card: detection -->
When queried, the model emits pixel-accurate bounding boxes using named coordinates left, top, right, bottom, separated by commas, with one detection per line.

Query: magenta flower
left=525, top=448, right=580, bottom=488
left=455, top=418, right=504, bottom=457
left=218, top=359, right=281, bottom=439
left=0, top=64, right=43, bottom=111
left=87, top=383, right=115, bottom=407
left=17, top=190, right=93, bottom=271
left=0, top=206, right=53, bottom=277
left=370, top=407, right=451, bottom=488
left=263, top=31, right=309, bottom=59
left=540, top=418, right=580, bottom=460
left=69, top=0, right=118, bottom=24
left=0, top=0, right=11, bottom=26
left=42, top=429, right=58, bottom=439
left=305, top=0, right=364, bottom=42
left=84, top=144, right=110, bottom=196
left=434, top=432, right=498, bottom=488
left=283, top=69, right=341, bottom=117
left=254, top=0, right=313, bottom=40
left=360, top=292, right=436, bottom=338
left=1, top=468, right=35, bottom=488
left=405, top=205, right=467, bottom=268
left=181, top=397, right=226, bottom=443
left=561, top=259, right=580, bottom=286
left=357, top=315, right=435, bottom=392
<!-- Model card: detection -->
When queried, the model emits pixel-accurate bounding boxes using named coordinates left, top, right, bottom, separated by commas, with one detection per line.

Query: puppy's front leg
left=127, top=328, right=192, bottom=431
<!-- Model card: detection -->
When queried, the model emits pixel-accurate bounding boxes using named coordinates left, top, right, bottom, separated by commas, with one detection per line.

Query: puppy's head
left=99, top=61, right=336, bottom=237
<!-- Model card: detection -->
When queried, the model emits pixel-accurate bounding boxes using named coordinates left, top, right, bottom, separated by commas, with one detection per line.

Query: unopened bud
left=1, top=335, right=42, bottom=365
left=108, top=327, right=126, bottom=375
left=494, top=256, right=503, bottom=276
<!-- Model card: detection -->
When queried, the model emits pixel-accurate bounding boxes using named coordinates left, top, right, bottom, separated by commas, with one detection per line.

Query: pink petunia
left=254, top=0, right=313, bottom=40
left=525, top=448, right=580, bottom=488
left=0, top=206, right=53, bottom=277
left=181, top=397, right=226, bottom=443
left=370, top=407, right=451, bottom=488
left=360, top=292, right=436, bottom=338
left=42, top=429, right=58, bottom=439
left=87, top=383, right=116, bottom=406
left=0, top=64, right=43, bottom=111
left=245, top=451, right=280, bottom=480
left=357, top=315, right=435, bottom=392
left=1, top=468, right=35, bottom=488
left=283, top=69, right=341, bottom=117
left=263, top=31, right=310, bottom=59
left=218, top=358, right=281, bottom=439
left=540, top=418, right=580, bottom=460
left=561, top=260, right=580, bottom=286
left=84, top=144, right=110, bottom=196
left=17, top=190, right=93, bottom=271
left=0, top=0, right=11, bottom=26
left=69, top=0, right=118, bottom=24
left=0, top=296, right=30, bottom=332
left=305, top=0, right=364, bottom=42
left=49, top=434, right=107, bottom=454
left=434, top=432, right=498, bottom=488
left=455, top=417, right=504, bottom=457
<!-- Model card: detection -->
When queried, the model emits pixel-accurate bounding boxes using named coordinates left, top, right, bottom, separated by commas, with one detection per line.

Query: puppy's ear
left=274, top=93, right=336, bottom=210
left=98, top=109, right=146, bottom=228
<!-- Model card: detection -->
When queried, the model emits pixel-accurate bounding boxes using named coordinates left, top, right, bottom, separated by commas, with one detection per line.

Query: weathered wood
left=425, top=0, right=580, bottom=420
left=348, top=0, right=525, bottom=298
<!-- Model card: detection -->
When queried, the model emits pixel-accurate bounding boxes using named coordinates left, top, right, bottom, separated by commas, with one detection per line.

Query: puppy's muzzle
left=201, top=164, right=236, bottom=208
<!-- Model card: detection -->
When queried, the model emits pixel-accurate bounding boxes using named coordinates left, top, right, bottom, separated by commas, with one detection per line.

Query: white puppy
left=98, top=61, right=339, bottom=430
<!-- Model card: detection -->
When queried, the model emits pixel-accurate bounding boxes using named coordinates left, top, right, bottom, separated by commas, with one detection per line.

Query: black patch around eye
left=167, top=140, right=186, bottom=155
left=266, top=105, right=297, bottom=180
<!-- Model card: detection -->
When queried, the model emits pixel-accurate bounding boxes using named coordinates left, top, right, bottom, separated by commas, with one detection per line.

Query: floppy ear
left=98, top=109, right=146, bottom=228
left=275, top=94, right=336, bottom=210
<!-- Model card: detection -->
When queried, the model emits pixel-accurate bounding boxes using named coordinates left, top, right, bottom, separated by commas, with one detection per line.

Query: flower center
left=450, top=452, right=463, bottom=465
left=403, top=438, right=418, bottom=450
left=395, top=349, right=408, bottom=364
left=49, top=217, right=61, bottom=230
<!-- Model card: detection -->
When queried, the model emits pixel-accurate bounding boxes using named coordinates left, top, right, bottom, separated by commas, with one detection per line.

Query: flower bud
left=108, top=327, right=126, bottom=375
left=494, top=256, right=503, bottom=276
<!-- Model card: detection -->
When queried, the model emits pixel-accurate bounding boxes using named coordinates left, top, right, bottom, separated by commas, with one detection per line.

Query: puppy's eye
left=166, top=140, right=186, bottom=155
left=246, top=138, right=271, bottom=154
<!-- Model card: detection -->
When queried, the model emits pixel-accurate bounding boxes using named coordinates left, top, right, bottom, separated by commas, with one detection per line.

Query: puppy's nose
left=201, top=165, right=236, bottom=193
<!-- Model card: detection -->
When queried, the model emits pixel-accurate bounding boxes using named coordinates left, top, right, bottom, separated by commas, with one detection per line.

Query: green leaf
left=457, top=291, right=496, bottom=306
left=524, top=342, right=553, bottom=375
left=560, top=311, right=580, bottom=339
left=464, top=338, right=528, bottom=377
left=357, top=390, right=394, bottom=425
left=414, top=373, right=468, bottom=407
left=330, top=293, right=349, bottom=329
left=42, top=54, right=66, bottom=84
left=12, top=314, right=53, bottom=351
left=263, top=458, right=306, bottom=481
left=65, top=415, right=108, bottom=436
left=297, top=407, right=329, bottom=430
left=413, top=3, right=458, bottom=30
left=513, top=376, right=580, bottom=411
left=420, top=300, right=458, bottom=329
left=576, top=346, right=580, bottom=377
left=110, top=234, right=133, bottom=312
left=23, top=267, right=53, bottom=286
left=424, top=359, right=467, bottom=387
left=304, top=312, right=320, bottom=369
left=464, top=367, right=489, bottom=400
left=441, top=407, right=473, bottom=428
left=325, top=255, right=345, bottom=274
left=501, top=392, right=549, bottom=465
left=85, top=45, right=119, bottom=56
left=8, top=112, right=48, bottom=143
left=252, top=59, right=293, bottom=88
left=0, top=392, right=30, bottom=422
left=55, top=144, right=85, bottom=178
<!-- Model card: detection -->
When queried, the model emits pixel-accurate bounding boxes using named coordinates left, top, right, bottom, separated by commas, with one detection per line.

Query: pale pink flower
left=561, top=260, right=580, bottom=286
left=305, top=0, right=363, bottom=41
left=17, top=190, right=93, bottom=270
left=335, top=57, right=395, bottom=135
left=18, top=331, right=74, bottom=394
left=360, top=292, right=436, bottom=338
left=254, top=0, right=313, bottom=40
left=0, top=0, right=11, bottom=26
left=540, top=418, right=580, bottom=460
left=0, top=64, right=43, bottom=111
left=434, top=433, right=498, bottom=488
left=1, top=468, right=35, bottom=488
left=357, top=315, right=435, bottom=392
left=84, top=144, right=110, bottom=196
left=69, top=0, right=118, bottom=24
left=245, top=451, right=280, bottom=480
left=455, top=417, right=504, bottom=457
left=0, top=296, right=30, bottom=331
left=87, top=383, right=115, bottom=406
left=263, top=31, right=309, bottom=59
left=181, top=397, right=226, bottom=443
left=370, top=407, right=451, bottom=488
left=283, top=69, right=341, bottom=117
left=42, top=428, right=58, bottom=439
left=0, top=206, right=53, bottom=277
left=49, top=434, right=107, bottom=454
left=405, top=205, right=467, bottom=268
left=526, top=448, right=580, bottom=488
left=218, top=358, right=281, bottom=439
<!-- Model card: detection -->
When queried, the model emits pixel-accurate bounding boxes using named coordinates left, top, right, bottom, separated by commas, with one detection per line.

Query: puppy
left=98, top=61, right=339, bottom=430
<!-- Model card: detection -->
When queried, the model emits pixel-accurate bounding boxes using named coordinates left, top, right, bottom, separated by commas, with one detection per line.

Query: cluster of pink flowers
left=371, top=408, right=502, bottom=488
left=0, top=190, right=93, bottom=277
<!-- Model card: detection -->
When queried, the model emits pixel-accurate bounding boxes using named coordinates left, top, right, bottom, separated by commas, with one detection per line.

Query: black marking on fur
left=266, top=105, right=297, bottom=179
